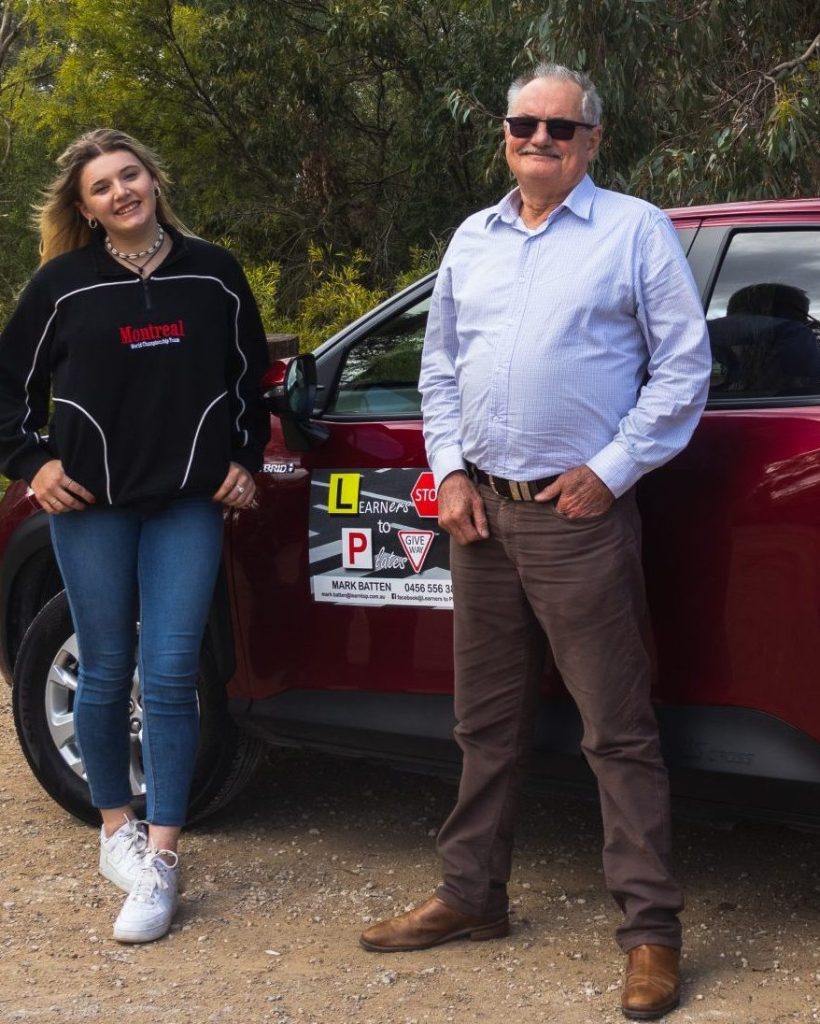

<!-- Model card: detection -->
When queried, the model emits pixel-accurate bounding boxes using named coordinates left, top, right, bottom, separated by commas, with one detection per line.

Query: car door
left=227, top=279, right=458, bottom=702
left=640, top=216, right=820, bottom=771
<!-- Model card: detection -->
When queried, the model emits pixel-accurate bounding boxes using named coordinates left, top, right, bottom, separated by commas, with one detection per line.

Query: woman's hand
left=213, top=462, right=256, bottom=508
left=31, top=460, right=96, bottom=514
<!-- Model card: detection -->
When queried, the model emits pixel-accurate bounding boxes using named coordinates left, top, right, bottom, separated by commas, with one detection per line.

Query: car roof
left=667, top=196, right=820, bottom=228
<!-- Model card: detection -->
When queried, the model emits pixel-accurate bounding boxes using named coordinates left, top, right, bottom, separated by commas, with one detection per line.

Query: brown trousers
left=436, top=486, right=683, bottom=951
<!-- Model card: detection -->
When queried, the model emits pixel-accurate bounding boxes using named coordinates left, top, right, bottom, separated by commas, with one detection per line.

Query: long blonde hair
left=35, top=128, right=192, bottom=265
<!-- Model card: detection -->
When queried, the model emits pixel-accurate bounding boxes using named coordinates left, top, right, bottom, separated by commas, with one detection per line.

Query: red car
left=4, top=198, right=820, bottom=829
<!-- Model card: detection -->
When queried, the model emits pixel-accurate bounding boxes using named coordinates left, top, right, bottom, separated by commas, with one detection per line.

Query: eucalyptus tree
left=451, top=1, right=820, bottom=205
left=12, top=0, right=530, bottom=302
left=0, top=1, right=51, bottom=320
left=2, top=0, right=817, bottom=323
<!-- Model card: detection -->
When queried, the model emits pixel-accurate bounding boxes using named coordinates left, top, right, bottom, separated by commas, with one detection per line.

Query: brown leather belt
left=466, top=463, right=558, bottom=501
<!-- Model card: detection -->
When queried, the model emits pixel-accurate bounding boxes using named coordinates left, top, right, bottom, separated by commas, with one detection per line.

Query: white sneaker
left=113, top=851, right=179, bottom=944
left=99, top=818, right=149, bottom=893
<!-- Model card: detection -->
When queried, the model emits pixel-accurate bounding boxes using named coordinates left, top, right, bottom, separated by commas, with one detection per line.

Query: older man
left=360, top=63, right=711, bottom=1021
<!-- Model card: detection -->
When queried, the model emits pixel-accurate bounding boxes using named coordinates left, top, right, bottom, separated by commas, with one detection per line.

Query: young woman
left=0, top=129, right=270, bottom=943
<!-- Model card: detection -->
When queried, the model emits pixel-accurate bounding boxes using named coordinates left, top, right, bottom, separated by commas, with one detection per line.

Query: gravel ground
left=1, top=684, right=818, bottom=1023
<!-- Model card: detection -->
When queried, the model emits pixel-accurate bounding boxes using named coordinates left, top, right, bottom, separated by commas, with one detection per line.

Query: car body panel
left=641, top=408, right=820, bottom=741
left=229, top=422, right=457, bottom=698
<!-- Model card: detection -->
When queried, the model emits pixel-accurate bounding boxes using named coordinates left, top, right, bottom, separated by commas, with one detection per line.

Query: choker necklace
left=105, top=225, right=165, bottom=262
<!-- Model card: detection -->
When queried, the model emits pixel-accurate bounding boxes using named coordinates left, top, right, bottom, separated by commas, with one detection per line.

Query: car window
left=705, top=230, right=820, bottom=399
left=674, top=227, right=696, bottom=256
left=326, top=295, right=430, bottom=416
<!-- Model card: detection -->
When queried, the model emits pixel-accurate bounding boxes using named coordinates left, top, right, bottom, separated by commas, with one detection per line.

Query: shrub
left=284, top=244, right=387, bottom=353
left=393, top=242, right=446, bottom=293
left=241, top=260, right=282, bottom=334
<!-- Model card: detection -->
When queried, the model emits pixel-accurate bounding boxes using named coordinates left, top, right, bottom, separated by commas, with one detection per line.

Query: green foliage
left=235, top=259, right=281, bottom=335
left=394, top=243, right=448, bottom=293
left=516, top=1, right=820, bottom=205
left=0, top=1, right=51, bottom=326
left=0, top=0, right=817, bottom=336
left=4, top=0, right=535, bottom=304
left=235, top=243, right=442, bottom=354
left=282, top=245, right=386, bottom=353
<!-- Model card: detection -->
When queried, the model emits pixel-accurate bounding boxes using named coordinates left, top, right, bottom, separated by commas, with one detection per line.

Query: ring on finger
left=235, top=484, right=245, bottom=494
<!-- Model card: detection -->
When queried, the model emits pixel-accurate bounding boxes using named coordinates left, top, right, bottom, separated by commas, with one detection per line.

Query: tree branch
left=158, top=0, right=285, bottom=197
left=770, top=31, right=820, bottom=79
left=0, top=68, right=52, bottom=96
left=0, top=4, right=23, bottom=70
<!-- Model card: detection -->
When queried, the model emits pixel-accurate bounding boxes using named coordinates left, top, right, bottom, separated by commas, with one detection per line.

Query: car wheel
left=11, top=590, right=266, bottom=825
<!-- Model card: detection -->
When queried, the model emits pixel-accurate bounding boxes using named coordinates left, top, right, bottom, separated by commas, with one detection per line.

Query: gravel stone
left=0, top=687, right=818, bottom=1022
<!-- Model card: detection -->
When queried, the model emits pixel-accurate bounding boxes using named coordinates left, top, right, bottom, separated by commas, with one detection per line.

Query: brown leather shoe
left=621, top=944, right=681, bottom=1019
left=359, top=895, right=509, bottom=952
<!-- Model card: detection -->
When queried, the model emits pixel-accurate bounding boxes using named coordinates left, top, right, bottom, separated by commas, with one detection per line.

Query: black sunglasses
left=505, top=116, right=597, bottom=140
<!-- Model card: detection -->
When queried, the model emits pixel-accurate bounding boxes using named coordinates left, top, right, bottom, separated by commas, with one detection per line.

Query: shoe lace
left=131, top=850, right=179, bottom=903
left=121, top=819, right=149, bottom=856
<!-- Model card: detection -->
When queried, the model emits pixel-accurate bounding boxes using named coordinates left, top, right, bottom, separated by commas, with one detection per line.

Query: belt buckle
left=488, top=474, right=502, bottom=497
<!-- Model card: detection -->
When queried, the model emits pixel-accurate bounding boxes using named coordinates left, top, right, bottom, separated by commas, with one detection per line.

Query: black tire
left=12, top=590, right=266, bottom=825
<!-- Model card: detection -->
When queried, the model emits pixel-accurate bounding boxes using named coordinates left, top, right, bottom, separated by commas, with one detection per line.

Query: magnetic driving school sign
left=308, top=469, right=453, bottom=609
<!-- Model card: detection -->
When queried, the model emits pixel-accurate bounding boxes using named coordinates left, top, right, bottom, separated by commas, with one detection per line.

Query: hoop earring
left=154, top=186, right=161, bottom=198
left=88, top=218, right=98, bottom=230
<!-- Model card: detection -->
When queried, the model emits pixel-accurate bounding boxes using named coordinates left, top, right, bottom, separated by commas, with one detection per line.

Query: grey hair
left=506, top=62, right=603, bottom=124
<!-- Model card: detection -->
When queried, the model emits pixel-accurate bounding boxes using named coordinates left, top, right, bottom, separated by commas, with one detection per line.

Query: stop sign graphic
left=411, top=471, right=438, bottom=518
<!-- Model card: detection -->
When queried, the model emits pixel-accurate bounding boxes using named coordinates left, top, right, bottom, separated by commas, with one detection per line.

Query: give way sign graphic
left=397, top=530, right=436, bottom=573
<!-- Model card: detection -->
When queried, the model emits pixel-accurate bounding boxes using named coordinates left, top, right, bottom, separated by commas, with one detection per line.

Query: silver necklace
left=105, top=225, right=164, bottom=262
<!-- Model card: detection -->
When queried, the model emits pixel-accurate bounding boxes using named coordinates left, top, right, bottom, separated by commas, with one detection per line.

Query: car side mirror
left=262, top=354, right=329, bottom=451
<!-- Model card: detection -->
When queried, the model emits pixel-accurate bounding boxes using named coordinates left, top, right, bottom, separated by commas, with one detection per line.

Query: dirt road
left=1, top=685, right=818, bottom=1023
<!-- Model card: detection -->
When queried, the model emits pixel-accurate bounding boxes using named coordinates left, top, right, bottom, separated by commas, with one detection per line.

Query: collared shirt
left=419, top=175, right=712, bottom=497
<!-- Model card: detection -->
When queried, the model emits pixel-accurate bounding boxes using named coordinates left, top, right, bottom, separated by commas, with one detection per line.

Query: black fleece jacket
left=0, top=227, right=270, bottom=509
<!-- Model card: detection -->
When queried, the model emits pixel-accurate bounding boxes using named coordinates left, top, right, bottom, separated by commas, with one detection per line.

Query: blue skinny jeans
left=50, top=498, right=224, bottom=826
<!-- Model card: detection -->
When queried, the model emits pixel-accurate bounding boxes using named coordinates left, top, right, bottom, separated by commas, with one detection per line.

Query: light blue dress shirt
left=419, top=175, right=712, bottom=498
